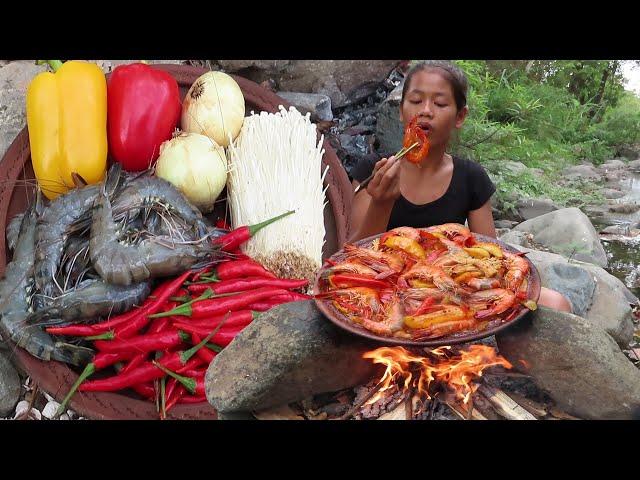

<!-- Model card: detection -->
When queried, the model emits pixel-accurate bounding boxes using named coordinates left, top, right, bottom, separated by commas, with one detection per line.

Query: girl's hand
left=366, top=156, right=401, bottom=204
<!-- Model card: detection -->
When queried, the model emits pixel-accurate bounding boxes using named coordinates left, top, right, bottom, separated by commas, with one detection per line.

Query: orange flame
left=362, top=345, right=512, bottom=406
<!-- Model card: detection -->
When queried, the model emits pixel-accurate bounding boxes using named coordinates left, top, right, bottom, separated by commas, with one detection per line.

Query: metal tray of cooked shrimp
left=312, top=232, right=541, bottom=347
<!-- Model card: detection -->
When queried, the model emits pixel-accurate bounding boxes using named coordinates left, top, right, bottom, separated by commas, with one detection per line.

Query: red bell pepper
left=107, top=63, right=181, bottom=171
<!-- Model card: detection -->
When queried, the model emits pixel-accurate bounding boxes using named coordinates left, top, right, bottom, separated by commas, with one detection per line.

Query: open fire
left=361, top=345, right=513, bottom=416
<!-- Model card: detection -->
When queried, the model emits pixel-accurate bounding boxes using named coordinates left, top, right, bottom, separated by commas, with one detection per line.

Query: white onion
left=181, top=71, right=245, bottom=147
left=155, top=132, right=227, bottom=212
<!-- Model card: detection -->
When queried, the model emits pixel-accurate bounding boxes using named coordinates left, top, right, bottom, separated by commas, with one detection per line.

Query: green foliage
left=444, top=60, right=640, bottom=208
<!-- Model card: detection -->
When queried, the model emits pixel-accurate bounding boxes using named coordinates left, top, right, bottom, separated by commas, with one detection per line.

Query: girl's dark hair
left=401, top=61, right=468, bottom=111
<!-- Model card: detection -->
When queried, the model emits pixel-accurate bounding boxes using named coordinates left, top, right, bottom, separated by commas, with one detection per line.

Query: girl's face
left=400, top=70, right=468, bottom=149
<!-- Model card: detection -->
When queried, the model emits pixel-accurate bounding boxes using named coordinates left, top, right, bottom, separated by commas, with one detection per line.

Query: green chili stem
left=152, top=362, right=196, bottom=394
left=149, top=289, right=214, bottom=318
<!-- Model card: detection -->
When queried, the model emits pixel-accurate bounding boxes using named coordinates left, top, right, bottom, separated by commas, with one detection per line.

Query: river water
left=593, top=173, right=640, bottom=299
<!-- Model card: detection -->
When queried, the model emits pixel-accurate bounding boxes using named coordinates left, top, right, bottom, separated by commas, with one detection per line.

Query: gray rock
left=503, top=161, right=528, bottom=175
left=496, top=307, right=640, bottom=420
left=601, top=188, right=626, bottom=199
left=600, top=224, right=631, bottom=235
left=562, top=164, right=601, bottom=181
left=511, top=246, right=635, bottom=346
left=498, top=230, right=533, bottom=248
left=0, top=352, right=20, bottom=417
left=495, top=220, right=519, bottom=229
left=0, top=61, right=47, bottom=159
left=275, top=91, right=333, bottom=122
left=314, top=76, right=347, bottom=111
left=513, top=207, right=608, bottom=268
left=515, top=197, right=559, bottom=221
left=583, top=204, right=608, bottom=218
left=205, top=300, right=378, bottom=413
left=600, top=159, right=627, bottom=171
left=628, top=159, right=640, bottom=172
left=622, top=285, right=639, bottom=305
left=91, top=59, right=185, bottom=73
left=216, top=60, right=399, bottom=109
left=609, top=203, right=640, bottom=214
left=375, top=83, right=403, bottom=156
left=539, top=263, right=596, bottom=317
left=617, top=144, right=640, bottom=161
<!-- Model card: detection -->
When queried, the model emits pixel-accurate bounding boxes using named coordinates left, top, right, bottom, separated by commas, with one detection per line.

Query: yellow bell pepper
left=26, top=60, right=107, bottom=200
left=382, top=235, right=426, bottom=259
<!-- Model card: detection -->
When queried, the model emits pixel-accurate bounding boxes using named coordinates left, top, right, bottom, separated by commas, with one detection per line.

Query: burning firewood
left=477, top=384, right=537, bottom=420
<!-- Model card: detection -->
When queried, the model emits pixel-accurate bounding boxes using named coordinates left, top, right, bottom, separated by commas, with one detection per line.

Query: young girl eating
left=350, top=60, right=571, bottom=313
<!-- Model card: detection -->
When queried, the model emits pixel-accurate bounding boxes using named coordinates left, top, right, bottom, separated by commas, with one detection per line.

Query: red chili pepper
left=245, top=302, right=273, bottom=312
left=113, top=293, right=181, bottom=340
left=213, top=211, right=295, bottom=252
left=153, top=287, right=291, bottom=319
left=173, top=323, right=243, bottom=347
left=92, top=351, right=139, bottom=370
left=107, top=63, right=181, bottom=171
left=120, top=352, right=148, bottom=374
left=187, top=276, right=308, bottom=295
left=93, top=330, right=191, bottom=354
left=215, top=218, right=232, bottom=231
left=88, top=271, right=192, bottom=335
left=78, top=317, right=227, bottom=394
left=414, top=297, right=438, bottom=316
left=176, top=310, right=257, bottom=330
left=152, top=362, right=207, bottom=397
left=175, top=356, right=206, bottom=374
left=164, top=377, right=179, bottom=403
left=165, top=384, right=187, bottom=413
left=131, top=383, right=156, bottom=399
left=209, top=259, right=277, bottom=282
left=190, top=333, right=217, bottom=364
left=246, top=294, right=308, bottom=312
left=328, top=273, right=390, bottom=290
left=179, top=368, right=207, bottom=378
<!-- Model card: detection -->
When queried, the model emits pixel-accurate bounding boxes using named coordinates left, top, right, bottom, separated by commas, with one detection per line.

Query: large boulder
left=216, top=60, right=400, bottom=109
left=505, top=245, right=635, bottom=346
left=502, top=161, right=528, bottom=175
left=618, top=144, right=640, bottom=161
left=600, top=188, right=626, bottom=199
left=0, top=352, right=20, bottom=418
left=374, top=83, right=403, bottom=156
left=275, top=92, right=333, bottom=122
left=496, top=306, right=640, bottom=420
left=205, top=300, right=379, bottom=413
left=515, top=197, right=559, bottom=221
left=513, top=207, right=608, bottom=267
left=628, top=159, right=640, bottom=172
left=599, top=159, right=627, bottom=171
left=562, top=164, right=600, bottom=182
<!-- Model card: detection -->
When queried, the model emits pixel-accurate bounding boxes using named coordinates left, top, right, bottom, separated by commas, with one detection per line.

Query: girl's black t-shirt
left=352, top=155, right=496, bottom=230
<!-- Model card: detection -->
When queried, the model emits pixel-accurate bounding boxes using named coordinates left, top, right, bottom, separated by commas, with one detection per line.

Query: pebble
left=42, top=401, right=61, bottom=420
left=58, top=414, right=70, bottom=421
left=13, top=401, right=41, bottom=420
left=13, top=400, right=30, bottom=419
